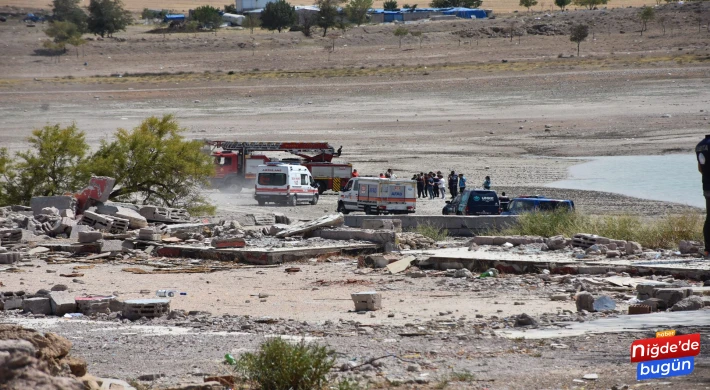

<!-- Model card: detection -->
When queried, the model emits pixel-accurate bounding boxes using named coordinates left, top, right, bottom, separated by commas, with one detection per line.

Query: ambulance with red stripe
left=336, top=177, right=416, bottom=215
left=255, top=163, right=320, bottom=206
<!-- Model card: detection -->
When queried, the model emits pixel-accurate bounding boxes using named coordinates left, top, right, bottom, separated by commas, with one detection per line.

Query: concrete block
left=78, top=231, right=103, bottom=243
left=70, top=224, right=94, bottom=240
left=108, top=216, right=129, bottom=234
left=473, top=236, right=495, bottom=246
left=0, top=291, right=26, bottom=310
left=0, top=228, right=23, bottom=245
left=139, top=206, right=190, bottom=223
left=22, top=297, right=51, bottom=315
left=80, top=211, right=114, bottom=231
left=653, top=288, right=690, bottom=307
left=101, top=240, right=124, bottom=253
left=351, top=291, right=381, bottom=311
left=363, top=255, right=389, bottom=268
left=123, top=298, right=170, bottom=320
left=234, top=214, right=257, bottom=226
left=115, top=208, right=148, bottom=229
left=636, top=281, right=670, bottom=300
left=0, top=252, right=21, bottom=264
left=625, top=241, right=643, bottom=254
left=49, top=292, right=77, bottom=316
left=30, top=196, right=77, bottom=216
left=670, top=296, right=704, bottom=312
left=254, top=214, right=277, bottom=226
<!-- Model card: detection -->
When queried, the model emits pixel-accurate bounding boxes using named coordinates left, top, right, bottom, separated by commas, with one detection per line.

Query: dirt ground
left=1, top=3, right=710, bottom=389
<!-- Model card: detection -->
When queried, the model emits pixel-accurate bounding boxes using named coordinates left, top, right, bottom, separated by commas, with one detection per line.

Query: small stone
left=550, top=294, right=568, bottom=301
left=51, top=284, right=68, bottom=291
left=575, top=292, right=594, bottom=312
left=514, top=313, right=538, bottom=327
left=388, top=313, right=395, bottom=318
left=583, top=373, right=598, bottom=380
left=406, top=364, right=421, bottom=372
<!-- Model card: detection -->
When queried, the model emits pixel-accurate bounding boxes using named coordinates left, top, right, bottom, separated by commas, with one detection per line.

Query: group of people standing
left=412, top=171, right=469, bottom=199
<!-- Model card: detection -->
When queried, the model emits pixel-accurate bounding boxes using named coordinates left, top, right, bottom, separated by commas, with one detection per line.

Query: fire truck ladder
left=207, top=141, right=336, bottom=163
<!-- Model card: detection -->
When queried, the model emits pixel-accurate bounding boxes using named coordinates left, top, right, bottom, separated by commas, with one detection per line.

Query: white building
left=235, top=0, right=276, bottom=12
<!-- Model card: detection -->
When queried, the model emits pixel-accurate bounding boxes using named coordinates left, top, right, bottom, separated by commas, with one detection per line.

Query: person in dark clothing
left=416, top=173, right=425, bottom=198
left=483, top=176, right=491, bottom=190
left=336, top=146, right=342, bottom=157
left=696, top=135, right=710, bottom=257
left=499, top=191, right=511, bottom=212
left=448, top=171, right=458, bottom=198
left=427, top=174, right=436, bottom=199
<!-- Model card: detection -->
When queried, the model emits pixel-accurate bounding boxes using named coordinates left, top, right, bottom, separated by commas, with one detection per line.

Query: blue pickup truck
left=501, top=195, right=575, bottom=215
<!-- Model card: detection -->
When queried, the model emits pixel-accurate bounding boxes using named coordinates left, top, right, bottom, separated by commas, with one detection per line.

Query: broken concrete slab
left=69, top=224, right=94, bottom=240
left=22, top=297, right=51, bottom=315
left=345, top=215, right=518, bottom=236
left=276, top=213, right=344, bottom=238
left=115, top=208, right=148, bottom=230
left=0, top=252, right=21, bottom=264
left=267, top=224, right=289, bottom=236
left=100, top=240, right=124, bottom=253
left=361, top=219, right=402, bottom=232
left=30, top=196, right=77, bottom=216
left=49, top=292, right=77, bottom=316
left=211, top=237, right=246, bottom=248
left=670, top=296, right=704, bottom=312
left=308, top=228, right=396, bottom=252
left=386, top=256, right=415, bottom=274
left=653, top=288, right=691, bottom=307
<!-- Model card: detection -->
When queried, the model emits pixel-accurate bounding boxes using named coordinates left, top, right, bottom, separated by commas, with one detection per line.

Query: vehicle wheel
left=257, top=199, right=265, bottom=206
left=337, top=201, right=349, bottom=214
left=317, top=181, right=327, bottom=195
left=219, top=178, right=242, bottom=193
left=288, top=195, right=297, bottom=206
left=364, top=206, right=372, bottom=215
left=310, top=194, right=319, bottom=205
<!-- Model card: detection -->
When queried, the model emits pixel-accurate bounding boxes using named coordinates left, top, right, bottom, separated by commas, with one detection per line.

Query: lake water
left=546, top=154, right=704, bottom=208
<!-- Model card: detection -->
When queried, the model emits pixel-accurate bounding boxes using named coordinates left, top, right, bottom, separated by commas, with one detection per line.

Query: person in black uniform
left=499, top=191, right=511, bottom=212
left=696, top=134, right=710, bottom=257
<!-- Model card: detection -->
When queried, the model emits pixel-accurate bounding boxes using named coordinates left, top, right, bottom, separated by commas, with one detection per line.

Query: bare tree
left=657, top=15, right=667, bottom=36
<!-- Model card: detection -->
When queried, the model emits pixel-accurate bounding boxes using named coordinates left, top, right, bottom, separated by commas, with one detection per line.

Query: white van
left=337, top=177, right=416, bottom=215
left=254, top=163, right=319, bottom=206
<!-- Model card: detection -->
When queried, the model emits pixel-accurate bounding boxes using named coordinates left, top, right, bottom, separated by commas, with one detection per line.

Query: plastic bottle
left=224, top=353, right=236, bottom=365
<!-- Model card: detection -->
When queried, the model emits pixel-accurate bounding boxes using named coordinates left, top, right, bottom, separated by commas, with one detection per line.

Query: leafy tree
left=316, top=0, right=343, bottom=37
left=141, top=8, right=169, bottom=19
left=520, top=0, right=538, bottom=11
left=43, top=21, right=85, bottom=55
left=572, top=0, right=608, bottom=10
left=403, top=3, right=417, bottom=10
left=0, top=124, right=91, bottom=205
left=260, top=0, right=297, bottom=33
left=569, top=23, right=588, bottom=56
left=301, top=14, right=315, bottom=36
left=554, top=0, right=571, bottom=10
left=90, top=115, right=215, bottom=214
left=639, top=6, right=654, bottom=36
left=393, top=26, right=408, bottom=47
left=87, top=0, right=132, bottom=38
left=430, top=0, right=482, bottom=8
left=345, top=0, right=372, bottom=26
left=242, top=13, right=261, bottom=34
left=383, top=0, right=399, bottom=11
left=657, top=14, right=667, bottom=35
left=52, top=0, right=88, bottom=32
left=192, top=5, right=222, bottom=29
left=224, top=4, right=237, bottom=13
left=336, top=19, right=351, bottom=35
left=411, top=30, right=424, bottom=48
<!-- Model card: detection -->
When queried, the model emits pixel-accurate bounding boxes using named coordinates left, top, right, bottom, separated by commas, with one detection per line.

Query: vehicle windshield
left=508, top=199, right=535, bottom=212
left=257, top=173, right=287, bottom=186
left=539, top=201, right=571, bottom=211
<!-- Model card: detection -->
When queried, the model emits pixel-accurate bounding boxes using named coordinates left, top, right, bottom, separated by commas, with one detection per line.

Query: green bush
left=501, top=209, right=703, bottom=249
left=235, top=338, right=335, bottom=390
left=413, top=221, right=448, bottom=241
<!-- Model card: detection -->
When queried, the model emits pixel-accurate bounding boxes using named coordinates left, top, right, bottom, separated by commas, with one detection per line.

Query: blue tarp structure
left=383, top=11, right=404, bottom=22
left=442, top=7, right=486, bottom=19
left=163, top=14, right=185, bottom=22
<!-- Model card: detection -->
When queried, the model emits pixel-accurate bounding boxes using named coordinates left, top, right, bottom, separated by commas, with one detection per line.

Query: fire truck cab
left=254, top=163, right=320, bottom=206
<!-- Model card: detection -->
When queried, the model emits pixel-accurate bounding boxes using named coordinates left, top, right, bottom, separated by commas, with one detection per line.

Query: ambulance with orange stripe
left=254, top=163, right=320, bottom=206
left=337, top=177, right=416, bottom=215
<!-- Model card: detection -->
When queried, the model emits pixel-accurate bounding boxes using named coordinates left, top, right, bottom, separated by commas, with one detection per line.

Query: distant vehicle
left=502, top=196, right=575, bottom=215
left=442, top=189, right=500, bottom=216
left=23, top=13, right=44, bottom=22
left=337, top=177, right=416, bottom=215
left=254, top=162, right=319, bottom=206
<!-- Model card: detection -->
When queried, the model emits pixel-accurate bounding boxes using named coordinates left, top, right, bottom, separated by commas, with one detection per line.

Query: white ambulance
left=254, top=163, right=319, bottom=206
left=337, top=177, right=416, bottom=215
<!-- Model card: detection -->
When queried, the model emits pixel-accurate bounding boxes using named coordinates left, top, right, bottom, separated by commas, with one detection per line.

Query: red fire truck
left=205, top=141, right=353, bottom=194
